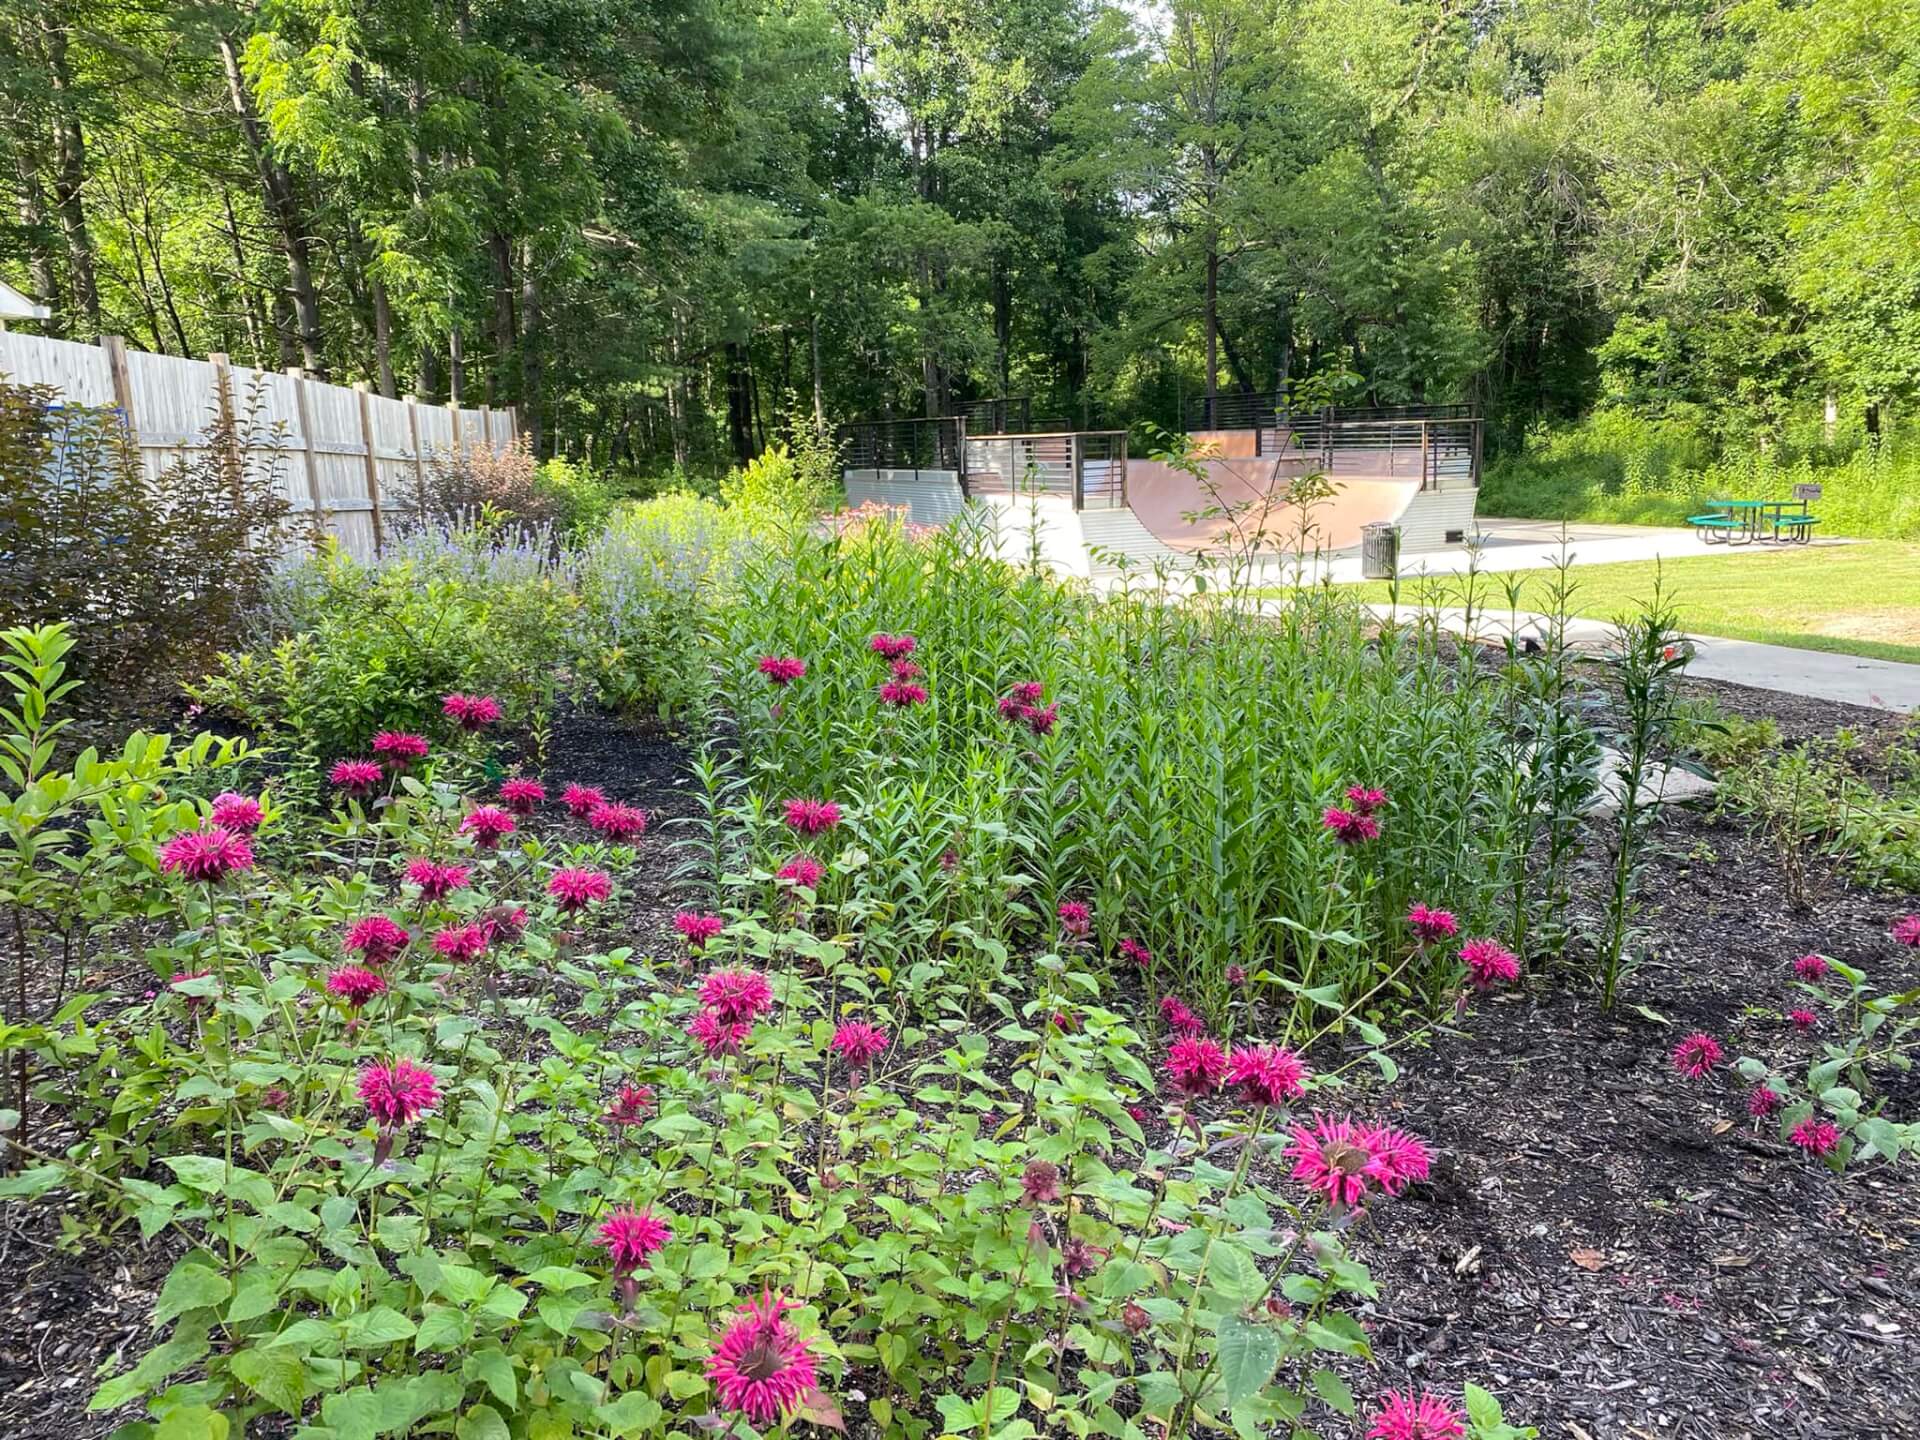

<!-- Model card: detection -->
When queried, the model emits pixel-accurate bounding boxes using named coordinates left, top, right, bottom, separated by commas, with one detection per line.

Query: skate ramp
left=1126, top=455, right=1420, bottom=553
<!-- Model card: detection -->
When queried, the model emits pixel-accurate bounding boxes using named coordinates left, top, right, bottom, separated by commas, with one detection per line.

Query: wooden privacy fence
left=0, top=331, right=517, bottom=560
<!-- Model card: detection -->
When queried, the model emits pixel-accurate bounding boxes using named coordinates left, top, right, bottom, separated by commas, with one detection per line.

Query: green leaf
left=1464, top=1383, right=1504, bottom=1430
left=1216, top=1316, right=1280, bottom=1407
left=687, top=1242, right=730, bottom=1279
left=339, top=1307, right=417, bottom=1347
left=524, top=1265, right=596, bottom=1292
left=596, top=1391, right=664, bottom=1435
left=230, top=1345, right=310, bottom=1414
left=463, top=1349, right=518, bottom=1409
left=1310, top=1368, right=1354, bottom=1415
left=1203, top=1242, right=1264, bottom=1303
left=154, top=1404, right=228, bottom=1440
left=456, top=1405, right=511, bottom=1440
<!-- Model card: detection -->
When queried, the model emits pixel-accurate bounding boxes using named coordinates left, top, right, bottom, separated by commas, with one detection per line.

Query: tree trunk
left=11, top=141, right=64, bottom=333
left=993, top=259, right=1011, bottom=400
left=371, top=276, right=396, bottom=397
left=40, top=18, right=101, bottom=333
left=725, top=339, right=755, bottom=466
left=810, top=302, right=823, bottom=426
left=219, top=33, right=326, bottom=374
left=448, top=319, right=465, bottom=406
left=487, top=230, right=515, bottom=404
left=519, top=241, right=543, bottom=454
left=1203, top=243, right=1219, bottom=420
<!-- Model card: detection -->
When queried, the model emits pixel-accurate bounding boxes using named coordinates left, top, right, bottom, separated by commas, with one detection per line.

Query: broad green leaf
left=1216, top=1316, right=1280, bottom=1407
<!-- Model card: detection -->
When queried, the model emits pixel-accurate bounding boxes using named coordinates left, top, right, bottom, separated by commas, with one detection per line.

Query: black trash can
left=1360, top=522, right=1400, bottom=580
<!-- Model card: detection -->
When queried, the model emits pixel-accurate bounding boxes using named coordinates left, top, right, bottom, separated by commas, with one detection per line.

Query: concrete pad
left=1588, top=747, right=1717, bottom=818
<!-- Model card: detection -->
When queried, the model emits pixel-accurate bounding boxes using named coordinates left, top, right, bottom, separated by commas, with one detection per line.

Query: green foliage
left=718, top=439, right=840, bottom=537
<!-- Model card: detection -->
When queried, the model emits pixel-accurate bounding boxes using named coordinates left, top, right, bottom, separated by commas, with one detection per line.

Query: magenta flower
left=1225, top=963, right=1248, bottom=986
left=588, top=802, right=648, bottom=843
left=1020, top=1159, right=1062, bottom=1205
left=831, top=1019, right=890, bottom=1070
left=1159, top=995, right=1205, bottom=1036
left=1025, top=703, right=1059, bottom=737
left=674, top=911, right=726, bottom=953
left=777, top=853, right=825, bottom=889
left=372, top=731, right=430, bottom=768
left=1407, top=903, right=1459, bottom=945
left=890, top=659, right=921, bottom=680
left=688, top=1009, right=752, bottom=1058
left=459, top=805, right=518, bottom=849
left=499, top=778, right=547, bottom=815
left=329, top=758, right=385, bottom=795
left=1893, top=915, right=1920, bottom=947
left=562, top=783, right=607, bottom=818
left=403, top=858, right=471, bottom=901
left=1061, top=1235, right=1103, bottom=1279
left=480, top=904, right=528, bottom=945
left=596, top=1205, right=671, bottom=1272
left=1359, top=1124, right=1432, bottom=1195
left=1748, top=1085, right=1783, bottom=1118
left=758, top=655, right=807, bottom=685
left=1050, top=1010, right=1078, bottom=1032
left=1119, top=937, right=1153, bottom=970
left=1345, top=785, right=1387, bottom=816
left=160, top=826, right=255, bottom=883
left=706, top=1292, right=818, bottom=1428
left=1165, top=1036, right=1229, bottom=1098
left=209, top=792, right=265, bottom=834
left=1225, top=1044, right=1309, bottom=1106
left=699, top=967, right=773, bottom=1023
left=783, top=797, right=841, bottom=836
left=1787, top=1007, right=1818, bottom=1032
left=1286, top=1115, right=1378, bottom=1209
left=1365, top=1388, right=1465, bottom=1440
left=432, top=924, right=488, bottom=963
left=1322, top=806, right=1379, bottom=845
left=878, top=679, right=929, bottom=707
left=344, top=915, right=410, bottom=965
left=1057, top=900, right=1092, bottom=937
left=1000, top=682, right=1045, bottom=718
left=549, top=867, right=612, bottom=913
left=357, top=1059, right=439, bottom=1128
left=1671, top=1032, right=1724, bottom=1080
left=606, top=1083, right=654, bottom=1126
left=442, top=693, right=502, bottom=731
left=1790, top=1117, right=1841, bottom=1157
left=1792, top=953, right=1831, bottom=981
left=869, top=633, right=916, bottom=660
left=1460, top=938, right=1519, bottom=991
left=326, top=965, right=389, bottom=1009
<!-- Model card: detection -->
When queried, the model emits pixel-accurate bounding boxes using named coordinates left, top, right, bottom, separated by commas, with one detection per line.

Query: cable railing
left=1286, top=413, right=1481, bottom=489
left=962, top=430, right=1128, bottom=509
left=839, top=416, right=964, bottom=473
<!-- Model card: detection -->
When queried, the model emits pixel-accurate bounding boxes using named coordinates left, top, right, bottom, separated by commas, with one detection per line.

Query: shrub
left=718, top=426, right=841, bottom=536
left=405, top=436, right=549, bottom=528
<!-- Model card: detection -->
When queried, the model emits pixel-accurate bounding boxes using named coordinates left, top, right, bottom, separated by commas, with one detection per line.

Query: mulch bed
left=5, top=684, right=1918, bottom=1439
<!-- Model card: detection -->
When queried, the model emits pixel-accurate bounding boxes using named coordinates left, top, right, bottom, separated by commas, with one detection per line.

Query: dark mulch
left=6, top=683, right=1920, bottom=1439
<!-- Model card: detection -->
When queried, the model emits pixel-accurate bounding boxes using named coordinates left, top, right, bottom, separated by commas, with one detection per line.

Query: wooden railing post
left=354, top=381, right=386, bottom=555
left=101, top=335, right=135, bottom=431
left=403, top=393, right=426, bottom=514
left=207, top=353, right=243, bottom=502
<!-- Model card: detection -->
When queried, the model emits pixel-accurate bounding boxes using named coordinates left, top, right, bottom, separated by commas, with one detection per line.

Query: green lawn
left=1348, top=541, right=1920, bottom=665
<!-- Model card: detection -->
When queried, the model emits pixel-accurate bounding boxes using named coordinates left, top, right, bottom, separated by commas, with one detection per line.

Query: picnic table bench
left=1686, top=484, right=1821, bottom=545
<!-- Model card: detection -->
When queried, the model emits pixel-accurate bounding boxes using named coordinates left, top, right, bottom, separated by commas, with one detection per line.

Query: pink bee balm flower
left=758, top=655, right=806, bottom=685
left=1790, top=1117, right=1841, bottom=1157
left=1359, top=1124, right=1432, bottom=1195
left=1671, top=1032, right=1724, bottom=1080
left=1345, top=785, right=1387, bottom=816
left=1460, top=937, right=1519, bottom=991
left=1051, top=1010, right=1078, bottom=1032
left=357, top=1059, right=439, bottom=1128
left=1792, top=953, right=1831, bottom=981
left=562, top=783, right=606, bottom=818
left=878, top=679, right=929, bottom=707
left=1365, top=1388, right=1465, bottom=1440
left=344, top=915, right=410, bottom=965
left=432, top=924, right=488, bottom=963
left=890, top=659, right=921, bottom=680
left=783, top=797, right=841, bottom=835
left=1225, top=963, right=1248, bottom=986
left=326, top=965, right=388, bottom=1009
left=1165, top=1036, right=1228, bottom=1098
left=606, top=1083, right=654, bottom=1126
left=160, top=826, right=255, bottom=883
left=596, top=1205, right=671, bottom=1273
left=687, top=1009, right=752, bottom=1058
left=1119, top=937, right=1153, bottom=970
left=459, top=805, right=518, bottom=849
left=869, top=632, right=916, bottom=660
left=403, top=858, right=471, bottom=900
left=372, top=731, right=430, bottom=768
left=1020, top=1159, right=1062, bottom=1205
left=1407, top=903, right=1459, bottom=945
left=1893, top=915, right=1920, bottom=947
left=329, top=758, right=385, bottom=795
left=777, top=853, right=825, bottom=889
left=699, top=967, right=773, bottom=1023
left=1025, top=704, right=1059, bottom=737
left=588, top=802, right=648, bottom=842
left=1226, top=1045, right=1309, bottom=1106
left=674, top=911, right=726, bottom=953
left=1159, top=995, right=1206, bottom=1036
left=1748, top=1085, right=1783, bottom=1118
left=831, top=1019, right=890, bottom=1069
left=1003, top=681, right=1045, bottom=710
left=549, top=867, right=612, bottom=912
left=1057, top=900, right=1092, bottom=937
left=498, top=778, right=546, bottom=815
left=1787, top=1007, right=1818, bottom=1032
left=209, top=792, right=264, bottom=834
left=1286, top=1115, right=1379, bottom=1209
left=480, top=904, right=528, bottom=945
left=442, top=693, right=502, bottom=730
left=1322, top=806, right=1379, bottom=844
left=706, top=1291, right=819, bottom=1429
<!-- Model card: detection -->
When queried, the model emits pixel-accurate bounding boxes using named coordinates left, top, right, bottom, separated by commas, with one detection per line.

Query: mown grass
left=1350, top=541, right=1920, bottom=665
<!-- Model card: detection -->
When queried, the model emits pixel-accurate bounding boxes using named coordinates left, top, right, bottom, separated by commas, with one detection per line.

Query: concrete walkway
left=1371, top=605, right=1920, bottom=714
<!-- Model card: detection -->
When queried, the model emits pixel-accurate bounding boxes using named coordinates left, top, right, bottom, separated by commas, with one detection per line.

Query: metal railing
left=957, top=396, right=1032, bottom=434
left=963, top=430, right=1128, bottom=509
left=839, top=416, right=964, bottom=473
left=1284, top=411, right=1481, bottom=489
left=1185, top=391, right=1284, bottom=433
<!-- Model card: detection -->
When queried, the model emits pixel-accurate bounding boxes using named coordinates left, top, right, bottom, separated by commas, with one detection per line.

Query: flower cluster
left=783, top=797, right=841, bottom=835
left=869, top=632, right=916, bottom=660
left=687, top=964, right=774, bottom=1058
left=1286, top=1115, right=1432, bottom=1208
left=329, top=758, right=385, bottom=795
left=1158, top=994, right=1205, bottom=1036
left=778, top=854, right=825, bottom=889
left=358, top=1058, right=439, bottom=1129
left=596, top=1205, right=671, bottom=1273
left=588, top=802, right=648, bottom=843
left=998, top=681, right=1057, bottom=736
left=326, top=966, right=388, bottom=1009
left=562, top=783, right=606, bottom=818
left=159, top=827, right=254, bottom=883
left=758, top=655, right=806, bottom=685
left=606, top=1083, right=654, bottom=1127
left=1165, top=1036, right=1229, bottom=1097
left=830, top=1019, right=889, bottom=1070
left=442, top=692, right=502, bottom=730
left=1366, top=1389, right=1464, bottom=1440
left=1460, top=937, right=1519, bottom=991
left=209, top=792, right=264, bottom=834
left=1407, top=903, right=1459, bottom=945
left=674, top=911, right=726, bottom=952
left=499, top=778, right=546, bottom=815
left=372, top=731, right=430, bottom=768
left=706, top=1292, right=819, bottom=1428
left=878, top=678, right=929, bottom=707
left=1057, top=899, right=1092, bottom=937
left=1892, top=915, right=1920, bottom=948
left=345, top=915, right=410, bottom=965
left=405, top=858, right=471, bottom=900
left=459, top=805, right=518, bottom=849
left=1225, top=1044, right=1309, bottom=1106
left=1119, top=937, right=1153, bottom=970
left=433, top=924, right=488, bottom=963
left=1671, top=1031, right=1724, bottom=1080
left=549, top=867, right=612, bottom=913
left=1322, top=805, right=1380, bottom=845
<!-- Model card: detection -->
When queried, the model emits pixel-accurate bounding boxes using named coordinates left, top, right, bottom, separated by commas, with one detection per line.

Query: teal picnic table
left=1688, top=497, right=1817, bottom=544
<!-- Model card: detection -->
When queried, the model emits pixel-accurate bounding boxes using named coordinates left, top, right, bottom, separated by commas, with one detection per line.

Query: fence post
left=1420, top=422, right=1430, bottom=490
left=101, top=335, right=136, bottom=432
left=403, top=394, right=426, bottom=514
left=286, top=366, right=328, bottom=547
left=354, top=381, right=386, bottom=556
left=207, top=353, right=243, bottom=502
left=480, top=404, right=493, bottom=455
left=448, top=399, right=464, bottom=459
left=1071, top=431, right=1084, bottom=510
